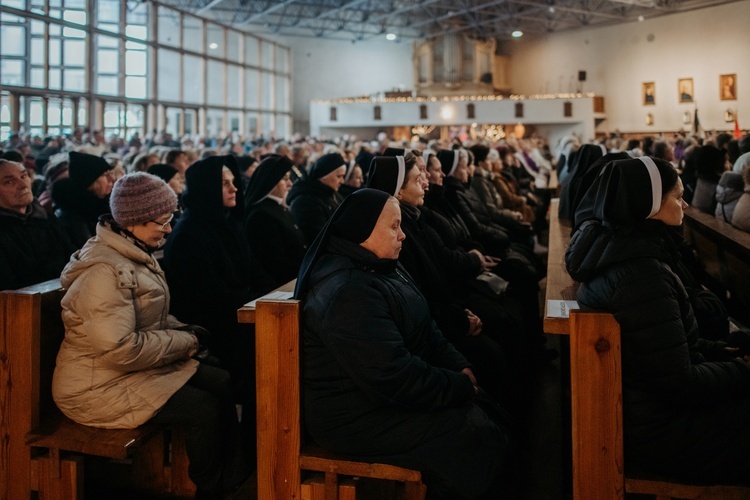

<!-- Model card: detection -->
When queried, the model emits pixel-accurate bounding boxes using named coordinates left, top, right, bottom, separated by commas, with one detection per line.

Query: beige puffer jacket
left=52, top=223, right=198, bottom=429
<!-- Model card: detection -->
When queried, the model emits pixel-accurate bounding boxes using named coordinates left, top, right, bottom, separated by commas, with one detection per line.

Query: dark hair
left=2, top=149, right=25, bottom=163
left=651, top=141, right=671, bottom=162
left=164, top=149, right=186, bottom=166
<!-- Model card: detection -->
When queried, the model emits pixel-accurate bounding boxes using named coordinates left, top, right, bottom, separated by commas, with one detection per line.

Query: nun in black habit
left=566, top=156, right=750, bottom=484
left=163, top=155, right=275, bottom=385
left=244, top=154, right=307, bottom=289
left=287, top=152, right=346, bottom=244
left=556, top=143, right=608, bottom=221
left=295, top=189, right=511, bottom=500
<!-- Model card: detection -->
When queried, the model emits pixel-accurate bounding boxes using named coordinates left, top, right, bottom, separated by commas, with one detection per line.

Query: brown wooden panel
left=544, top=200, right=578, bottom=335
left=255, top=300, right=302, bottom=500
left=1, top=289, right=43, bottom=500
left=299, top=449, right=422, bottom=482
left=35, top=454, right=84, bottom=500
left=626, top=477, right=750, bottom=499
left=569, top=311, right=625, bottom=500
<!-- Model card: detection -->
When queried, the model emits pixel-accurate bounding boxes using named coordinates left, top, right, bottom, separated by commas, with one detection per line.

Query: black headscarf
left=183, top=155, right=243, bottom=220
left=244, top=154, right=294, bottom=206
left=309, top=153, right=346, bottom=180
left=148, top=163, right=179, bottom=183
left=569, top=152, right=631, bottom=228
left=294, top=188, right=391, bottom=299
left=436, top=150, right=459, bottom=177
left=574, top=156, right=677, bottom=229
left=558, top=144, right=607, bottom=220
left=366, top=156, right=407, bottom=196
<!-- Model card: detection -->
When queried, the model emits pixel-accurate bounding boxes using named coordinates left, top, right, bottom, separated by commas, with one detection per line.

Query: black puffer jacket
left=287, top=175, right=343, bottom=244
left=301, top=237, right=508, bottom=499
left=566, top=219, right=750, bottom=483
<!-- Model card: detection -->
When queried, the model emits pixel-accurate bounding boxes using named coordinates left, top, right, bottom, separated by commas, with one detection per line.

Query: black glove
left=175, top=324, right=211, bottom=348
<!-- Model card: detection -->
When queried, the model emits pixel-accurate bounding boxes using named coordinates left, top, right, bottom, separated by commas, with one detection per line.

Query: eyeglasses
left=149, top=214, right=174, bottom=231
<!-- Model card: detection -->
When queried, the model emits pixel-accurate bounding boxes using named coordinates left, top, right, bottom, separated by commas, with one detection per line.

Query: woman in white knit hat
left=52, top=172, right=247, bottom=499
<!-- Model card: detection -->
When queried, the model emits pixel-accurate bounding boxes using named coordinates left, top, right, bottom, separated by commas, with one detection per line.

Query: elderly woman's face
left=319, top=165, right=347, bottom=191
left=651, top=177, right=687, bottom=226
left=360, top=198, right=406, bottom=260
left=269, top=172, right=293, bottom=200
left=89, top=172, right=114, bottom=199
left=397, top=165, right=425, bottom=207
left=345, top=166, right=363, bottom=188
left=452, top=158, right=470, bottom=183
left=129, top=211, right=173, bottom=248
left=427, top=157, right=445, bottom=186
left=168, top=172, right=185, bottom=195
left=222, top=166, right=238, bottom=207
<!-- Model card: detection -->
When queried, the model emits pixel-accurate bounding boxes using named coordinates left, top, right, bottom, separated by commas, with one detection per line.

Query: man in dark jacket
left=287, top=153, right=346, bottom=244
left=0, top=159, right=75, bottom=290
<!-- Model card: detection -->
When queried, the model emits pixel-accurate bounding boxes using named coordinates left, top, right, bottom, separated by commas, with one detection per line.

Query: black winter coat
left=244, top=198, right=307, bottom=289
left=0, top=200, right=75, bottom=290
left=443, top=176, right=511, bottom=255
left=566, top=219, right=750, bottom=483
left=301, top=237, right=508, bottom=499
left=162, top=160, right=275, bottom=380
left=51, top=177, right=111, bottom=249
left=287, top=176, right=343, bottom=244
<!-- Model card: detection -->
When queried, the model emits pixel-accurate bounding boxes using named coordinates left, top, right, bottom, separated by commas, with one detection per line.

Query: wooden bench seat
left=682, top=205, right=750, bottom=326
left=545, top=199, right=750, bottom=499
left=1, top=279, right=194, bottom=499
left=239, top=283, right=426, bottom=500
left=26, top=413, right=163, bottom=460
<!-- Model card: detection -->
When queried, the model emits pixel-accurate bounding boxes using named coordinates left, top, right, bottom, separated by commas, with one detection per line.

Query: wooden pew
left=544, top=200, right=750, bottom=500
left=682, top=205, right=750, bottom=326
left=238, top=281, right=427, bottom=500
left=0, top=279, right=194, bottom=500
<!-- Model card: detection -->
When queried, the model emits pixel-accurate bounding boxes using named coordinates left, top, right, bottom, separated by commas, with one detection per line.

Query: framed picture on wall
left=643, top=82, right=655, bottom=105
left=720, top=74, right=737, bottom=101
left=678, top=78, right=694, bottom=103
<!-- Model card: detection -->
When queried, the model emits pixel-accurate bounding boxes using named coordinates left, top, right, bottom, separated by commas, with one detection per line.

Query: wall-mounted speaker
left=578, top=71, right=587, bottom=82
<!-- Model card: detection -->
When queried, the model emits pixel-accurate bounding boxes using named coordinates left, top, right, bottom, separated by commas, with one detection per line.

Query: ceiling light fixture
left=637, top=15, right=645, bottom=21
left=385, top=33, right=397, bottom=41
left=209, top=42, right=218, bottom=49
left=511, top=30, right=523, bottom=38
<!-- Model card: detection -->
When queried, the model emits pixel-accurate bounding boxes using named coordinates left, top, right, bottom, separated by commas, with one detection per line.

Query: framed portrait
left=642, top=82, right=655, bottom=106
left=720, top=74, right=737, bottom=101
left=678, top=78, right=694, bottom=103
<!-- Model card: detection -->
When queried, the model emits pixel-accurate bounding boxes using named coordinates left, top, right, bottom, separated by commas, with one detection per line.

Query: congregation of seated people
left=2, top=123, right=750, bottom=498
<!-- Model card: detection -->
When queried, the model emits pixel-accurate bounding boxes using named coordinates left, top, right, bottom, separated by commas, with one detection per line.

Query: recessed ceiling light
left=386, top=33, right=397, bottom=41
left=637, top=15, right=644, bottom=21
left=209, top=42, right=218, bottom=49
left=548, top=6, right=555, bottom=13
left=511, top=30, right=523, bottom=38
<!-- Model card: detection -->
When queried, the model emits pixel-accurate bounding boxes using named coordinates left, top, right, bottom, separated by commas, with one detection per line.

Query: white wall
left=506, top=0, right=750, bottom=134
left=278, top=1, right=749, bottom=137
left=278, top=37, right=413, bottom=135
